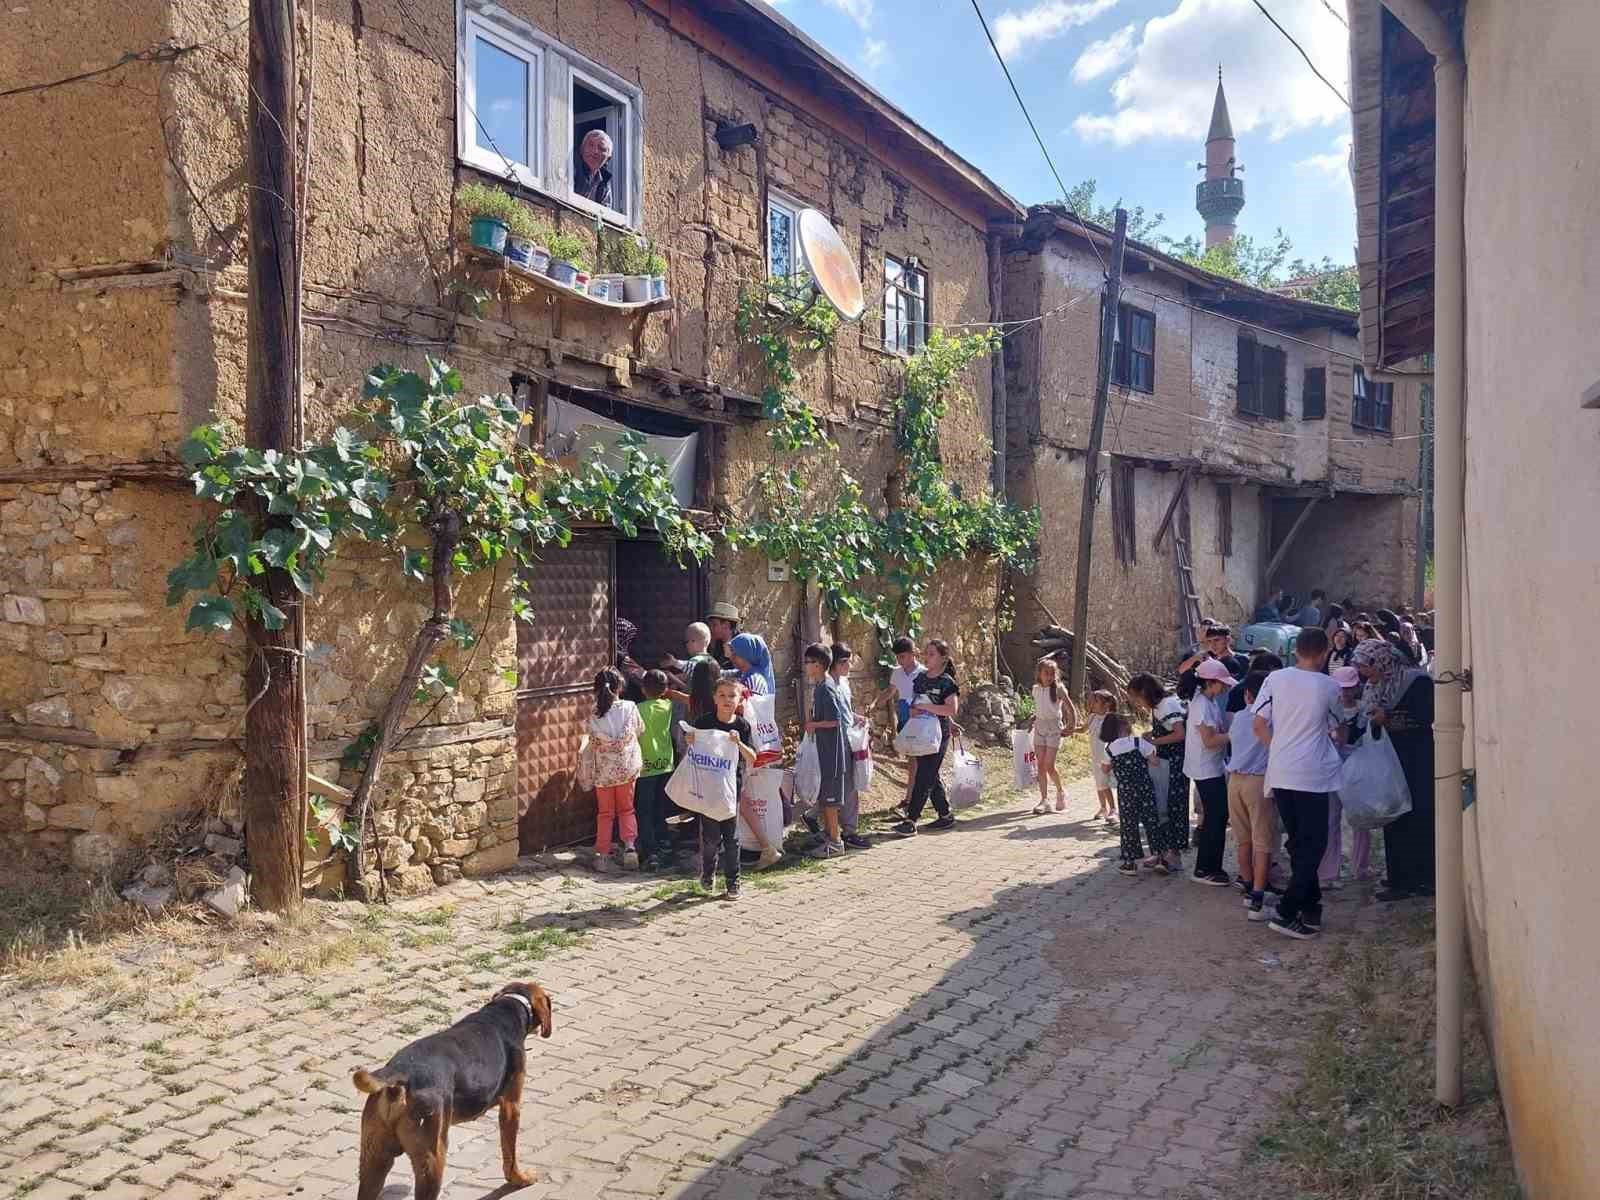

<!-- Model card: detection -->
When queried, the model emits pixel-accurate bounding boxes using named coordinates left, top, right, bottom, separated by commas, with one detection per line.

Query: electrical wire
left=1250, top=0, right=1350, bottom=109
left=0, top=19, right=248, bottom=99
left=967, top=0, right=1108, bottom=276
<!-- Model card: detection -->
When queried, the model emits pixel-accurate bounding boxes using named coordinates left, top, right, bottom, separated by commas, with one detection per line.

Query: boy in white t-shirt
left=1251, top=627, right=1345, bottom=940
left=872, top=636, right=925, bottom=816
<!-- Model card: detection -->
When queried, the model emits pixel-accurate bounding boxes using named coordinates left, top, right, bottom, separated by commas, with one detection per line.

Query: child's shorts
left=1227, top=772, right=1279, bottom=848
left=1090, top=758, right=1113, bottom=791
left=1033, top=730, right=1062, bottom=751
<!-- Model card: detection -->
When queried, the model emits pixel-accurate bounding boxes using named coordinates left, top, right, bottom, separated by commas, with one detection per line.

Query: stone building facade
left=0, top=0, right=1023, bottom=886
left=1001, top=207, right=1422, bottom=674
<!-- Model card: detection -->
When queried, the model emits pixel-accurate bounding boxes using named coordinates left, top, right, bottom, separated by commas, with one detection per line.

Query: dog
left=353, top=981, right=553, bottom=1200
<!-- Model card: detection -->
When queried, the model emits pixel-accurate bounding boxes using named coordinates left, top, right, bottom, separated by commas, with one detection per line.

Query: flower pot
left=649, top=275, right=668, bottom=301
left=623, top=274, right=652, bottom=303
left=529, top=245, right=551, bottom=274
left=589, top=275, right=612, bottom=302
left=469, top=216, right=509, bottom=255
left=547, top=259, right=579, bottom=286
left=573, top=271, right=590, bottom=295
left=505, top=235, right=537, bottom=270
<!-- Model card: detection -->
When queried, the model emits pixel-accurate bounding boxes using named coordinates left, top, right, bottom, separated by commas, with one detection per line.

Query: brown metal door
left=614, top=539, right=708, bottom=670
left=516, top=537, right=614, bottom=851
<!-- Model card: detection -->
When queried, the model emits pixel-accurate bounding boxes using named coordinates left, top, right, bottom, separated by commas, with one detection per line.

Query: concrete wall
left=1457, top=3, right=1600, bottom=1194
left=0, top=0, right=1004, bottom=883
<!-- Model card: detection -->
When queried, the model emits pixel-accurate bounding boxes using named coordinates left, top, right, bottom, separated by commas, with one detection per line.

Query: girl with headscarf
left=1328, top=622, right=1356, bottom=670
left=728, top=632, right=776, bottom=696
left=1351, top=638, right=1435, bottom=901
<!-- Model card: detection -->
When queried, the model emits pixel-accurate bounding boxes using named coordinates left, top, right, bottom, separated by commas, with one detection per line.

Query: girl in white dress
left=1030, top=658, right=1078, bottom=814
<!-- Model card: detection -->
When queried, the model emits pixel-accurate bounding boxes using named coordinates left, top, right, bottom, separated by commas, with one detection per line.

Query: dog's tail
left=352, top=1068, right=407, bottom=1099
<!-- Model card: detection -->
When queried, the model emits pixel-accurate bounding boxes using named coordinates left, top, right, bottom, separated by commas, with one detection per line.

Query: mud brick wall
left=1, top=0, right=1008, bottom=883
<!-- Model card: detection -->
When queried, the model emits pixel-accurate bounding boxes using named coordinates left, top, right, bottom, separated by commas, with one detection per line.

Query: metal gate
left=516, top=537, right=614, bottom=851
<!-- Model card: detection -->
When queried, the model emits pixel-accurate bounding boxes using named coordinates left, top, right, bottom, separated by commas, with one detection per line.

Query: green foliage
left=307, top=796, right=358, bottom=854
left=1280, top=258, right=1360, bottom=311
left=545, top=230, right=591, bottom=272
left=1063, top=178, right=1166, bottom=242
left=1167, top=229, right=1295, bottom=288
left=598, top=230, right=664, bottom=276
left=735, top=276, right=841, bottom=452
left=644, top=251, right=668, bottom=276
left=456, top=182, right=542, bottom=239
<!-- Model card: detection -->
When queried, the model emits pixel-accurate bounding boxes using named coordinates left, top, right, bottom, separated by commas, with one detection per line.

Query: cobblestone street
left=0, top=779, right=1340, bottom=1200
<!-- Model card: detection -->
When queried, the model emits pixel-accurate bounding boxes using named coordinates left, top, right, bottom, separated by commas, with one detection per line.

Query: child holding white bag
left=685, top=677, right=758, bottom=899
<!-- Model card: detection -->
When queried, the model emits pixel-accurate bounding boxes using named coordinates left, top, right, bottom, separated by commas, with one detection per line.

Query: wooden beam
left=1264, top=497, right=1321, bottom=585
left=1152, top=465, right=1195, bottom=551
left=0, top=461, right=189, bottom=485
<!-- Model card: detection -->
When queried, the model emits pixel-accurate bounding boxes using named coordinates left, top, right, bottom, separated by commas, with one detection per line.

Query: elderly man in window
left=575, top=129, right=614, bottom=209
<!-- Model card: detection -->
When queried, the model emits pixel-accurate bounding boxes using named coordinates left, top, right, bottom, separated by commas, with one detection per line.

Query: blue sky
left=762, top=0, right=1355, bottom=265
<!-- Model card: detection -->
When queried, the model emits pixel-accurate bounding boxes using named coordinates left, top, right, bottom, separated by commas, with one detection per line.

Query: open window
left=766, top=189, right=811, bottom=284
left=1237, top=334, right=1287, bottom=419
left=1352, top=366, right=1394, bottom=434
left=1111, top=303, right=1155, bottom=392
left=883, top=253, right=928, bottom=356
left=458, top=1, right=642, bottom=227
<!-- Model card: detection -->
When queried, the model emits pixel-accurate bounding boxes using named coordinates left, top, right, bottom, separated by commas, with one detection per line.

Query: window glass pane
left=769, top=204, right=793, bottom=279
left=1132, top=312, right=1154, bottom=353
left=474, top=37, right=530, bottom=165
left=907, top=289, right=924, bottom=350
left=886, top=255, right=903, bottom=285
left=907, top=268, right=925, bottom=298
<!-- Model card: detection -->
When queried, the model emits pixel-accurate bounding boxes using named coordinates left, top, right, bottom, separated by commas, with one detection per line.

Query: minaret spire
left=1196, top=66, right=1244, bottom=248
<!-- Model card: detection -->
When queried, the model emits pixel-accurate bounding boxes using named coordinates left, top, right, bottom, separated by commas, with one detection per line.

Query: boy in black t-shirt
left=892, top=639, right=961, bottom=836
left=687, top=677, right=756, bottom=900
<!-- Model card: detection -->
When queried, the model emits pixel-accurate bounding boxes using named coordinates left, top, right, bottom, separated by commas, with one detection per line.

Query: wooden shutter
left=1110, top=459, right=1137, bottom=566
left=1263, top=346, right=1287, bottom=419
left=1303, top=366, right=1327, bottom=419
left=1237, top=333, right=1258, bottom=415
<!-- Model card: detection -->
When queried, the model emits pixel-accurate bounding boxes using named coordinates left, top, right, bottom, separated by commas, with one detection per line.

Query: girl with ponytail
left=586, top=667, right=643, bottom=872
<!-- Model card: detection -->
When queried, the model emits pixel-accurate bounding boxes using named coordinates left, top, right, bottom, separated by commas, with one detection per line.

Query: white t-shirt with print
left=1251, top=667, right=1345, bottom=794
left=1183, top=692, right=1227, bottom=780
left=890, top=664, right=924, bottom=703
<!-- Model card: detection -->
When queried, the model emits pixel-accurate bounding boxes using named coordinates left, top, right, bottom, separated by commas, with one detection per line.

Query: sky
left=758, top=0, right=1356, bottom=265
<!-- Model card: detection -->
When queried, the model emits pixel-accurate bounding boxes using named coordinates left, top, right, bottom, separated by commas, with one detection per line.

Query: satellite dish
left=797, top=208, right=866, bottom=321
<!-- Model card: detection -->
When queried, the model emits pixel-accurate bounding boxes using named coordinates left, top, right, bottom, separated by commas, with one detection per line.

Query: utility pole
left=1068, top=208, right=1128, bottom=700
left=243, top=0, right=305, bottom=912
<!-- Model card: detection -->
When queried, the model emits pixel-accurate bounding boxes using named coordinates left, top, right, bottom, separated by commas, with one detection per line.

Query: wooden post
left=986, top=225, right=1008, bottom=497
left=1068, top=209, right=1127, bottom=700
left=243, top=0, right=304, bottom=913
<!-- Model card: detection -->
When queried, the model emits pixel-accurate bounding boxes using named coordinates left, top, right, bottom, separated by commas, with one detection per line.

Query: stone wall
left=1, top=0, right=1009, bottom=885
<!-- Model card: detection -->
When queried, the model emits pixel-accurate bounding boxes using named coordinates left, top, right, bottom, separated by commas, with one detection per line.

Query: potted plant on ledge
left=545, top=230, right=591, bottom=287
left=458, top=181, right=528, bottom=256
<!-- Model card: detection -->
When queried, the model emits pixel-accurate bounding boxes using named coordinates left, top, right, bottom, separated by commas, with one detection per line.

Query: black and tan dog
left=353, top=981, right=553, bottom=1200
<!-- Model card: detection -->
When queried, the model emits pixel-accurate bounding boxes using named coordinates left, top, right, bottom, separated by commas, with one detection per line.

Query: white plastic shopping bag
left=895, top=710, right=944, bottom=757
left=1012, top=728, right=1037, bottom=789
left=847, top=719, right=874, bottom=792
left=953, top=738, right=984, bottom=808
left=746, top=692, right=784, bottom=766
left=738, top=767, right=786, bottom=851
left=1150, top=755, right=1171, bottom=819
left=793, top=735, right=822, bottom=806
left=664, top=726, right=739, bottom=821
left=1340, top=729, right=1412, bottom=829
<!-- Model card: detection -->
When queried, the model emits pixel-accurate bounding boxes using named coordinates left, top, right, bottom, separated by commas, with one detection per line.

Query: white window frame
left=765, top=188, right=810, bottom=284
left=883, top=253, right=928, bottom=357
left=459, top=10, right=543, bottom=188
left=456, top=0, right=645, bottom=230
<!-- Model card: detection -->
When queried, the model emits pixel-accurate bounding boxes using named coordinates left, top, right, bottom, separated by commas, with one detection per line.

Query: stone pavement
left=0, top=777, right=1343, bottom=1200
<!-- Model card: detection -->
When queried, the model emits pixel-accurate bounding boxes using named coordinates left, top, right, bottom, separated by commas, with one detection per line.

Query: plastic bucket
left=547, top=259, right=578, bottom=286
left=469, top=216, right=509, bottom=255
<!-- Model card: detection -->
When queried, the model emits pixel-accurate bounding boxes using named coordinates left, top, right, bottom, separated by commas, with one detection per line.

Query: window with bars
left=1237, top=334, right=1287, bottom=419
left=1352, top=366, right=1394, bottom=433
left=1302, top=366, right=1327, bottom=420
left=883, top=254, right=928, bottom=356
left=1110, top=459, right=1137, bottom=567
left=457, top=2, right=643, bottom=227
left=1111, top=304, right=1155, bottom=392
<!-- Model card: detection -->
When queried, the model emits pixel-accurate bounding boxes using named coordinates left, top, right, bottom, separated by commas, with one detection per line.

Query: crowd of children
left=581, top=606, right=971, bottom=900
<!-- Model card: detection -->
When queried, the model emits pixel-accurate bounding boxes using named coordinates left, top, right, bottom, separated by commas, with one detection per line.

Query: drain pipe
left=1379, top=0, right=1465, bottom=1108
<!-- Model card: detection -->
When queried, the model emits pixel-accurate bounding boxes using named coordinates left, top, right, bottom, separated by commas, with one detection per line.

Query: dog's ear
left=529, top=984, right=553, bottom=1039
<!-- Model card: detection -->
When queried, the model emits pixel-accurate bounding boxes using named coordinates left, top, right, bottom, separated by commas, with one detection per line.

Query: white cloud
left=1297, top=132, right=1352, bottom=178
left=821, top=0, right=875, bottom=30
left=1072, top=0, right=1348, bottom=146
left=1071, top=22, right=1137, bottom=82
left=861, top=37, right=888, bottom=69
left=993, top=0, right=1120, bottom=60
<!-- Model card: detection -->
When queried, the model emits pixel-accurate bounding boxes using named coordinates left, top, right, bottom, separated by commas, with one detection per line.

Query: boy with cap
left=1184, top=657, right=1236, bottom=885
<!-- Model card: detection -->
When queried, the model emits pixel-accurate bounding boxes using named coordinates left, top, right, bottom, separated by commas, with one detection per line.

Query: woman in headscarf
left=1328, top=622, right=1356, bottom=670
left=728, top=632, right=776, bottom=696
left=1352, top=638, right=1435, bottom=901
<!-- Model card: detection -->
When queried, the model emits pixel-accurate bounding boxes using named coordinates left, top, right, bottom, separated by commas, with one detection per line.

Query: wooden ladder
left=1172, top=523, right=1204, bottom=645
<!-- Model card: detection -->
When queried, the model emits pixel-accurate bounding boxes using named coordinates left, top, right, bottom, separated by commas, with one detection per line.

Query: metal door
left=516, top=537, right=614, bottom=851
left=614, top=539, right=708, bottom=670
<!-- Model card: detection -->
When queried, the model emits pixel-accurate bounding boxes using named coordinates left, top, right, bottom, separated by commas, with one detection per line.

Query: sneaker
left=622, top=848, right=640, bottom=871
left=1032, top=800, right=1052, bottom=816
left=1152, top=859, right=1171, bottom=876
left=593, top=856, right=617, bottom=874
left=810, top=840, right=846, bottom=860
left=930, top=815, right=957, bottom=831
left=1231, top=875, right=1251, bottom=894
left=756, top=846, right=783, bottom=870
left=1247, top=894, right=1267, bottom=922
left=842, top=833, right=872, bottom=850
left=802, top=814, right=821, bottom=835
left=1302, top=913, right=1323, bottom=932
left=1268, top=916, right=1317, bottom=940
left=722, top=883, right=740, bottom=902
left=892, top=819, right=917, bottom=837
left=1191, top=871, right=1232, bottom=886
left=1375, top=887, right=1415, bottom=903
left=1117, top=862, right=1138, bottom=877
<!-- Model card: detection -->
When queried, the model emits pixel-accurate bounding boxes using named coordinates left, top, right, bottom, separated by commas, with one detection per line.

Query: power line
left=1250, top=0, right=1349, bottom=109
left=967, top=0, right=1108, bottom=276
left=1320, top=0, right=1349, bottom=29
left=0, top=20, right=247, bottom=99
